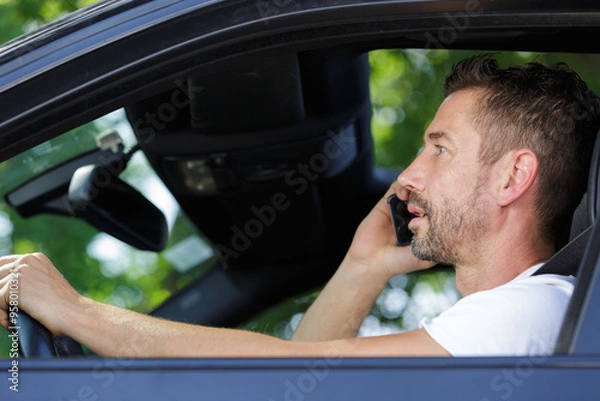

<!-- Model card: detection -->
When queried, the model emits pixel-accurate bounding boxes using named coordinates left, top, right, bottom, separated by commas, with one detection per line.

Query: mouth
left=407, top=204, right=427, bottom=227
left=407, top=204, right=426, bottom=217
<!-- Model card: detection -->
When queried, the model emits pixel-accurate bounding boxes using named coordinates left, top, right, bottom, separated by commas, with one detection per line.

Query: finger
left=0, top=254, right=24, bottom=266
left=383, top=246, right=435, bottom=276
left=384, top=180, right=400, bottom=197
left=371, top=183, right=399, bottom=217
left=0, top=276, right=19, bottom=332
left=386, top=172, right=414, bottom=202
left=378, top=180, right=409, bottom=209
left=0, top=259, right=19, bottom=280
left=20, top=252, right=54, bottom=272
left=0, top=274, right=15, bottom=324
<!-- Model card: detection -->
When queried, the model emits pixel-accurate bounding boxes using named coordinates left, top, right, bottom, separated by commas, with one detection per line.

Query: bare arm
left=292, top=182, right=433, bottom=341
left=290, top=255, right=388, bottom=341
left=65, top=296, right=448, bottom=358
left=0, top=252, right=447, bottom=358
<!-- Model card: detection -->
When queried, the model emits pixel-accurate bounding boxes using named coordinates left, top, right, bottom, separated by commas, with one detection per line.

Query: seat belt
left=532, top=225, right=592, bottom=277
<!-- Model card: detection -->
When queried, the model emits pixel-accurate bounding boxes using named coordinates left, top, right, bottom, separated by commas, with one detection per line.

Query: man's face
left=397, top=90, right=495, bottom=266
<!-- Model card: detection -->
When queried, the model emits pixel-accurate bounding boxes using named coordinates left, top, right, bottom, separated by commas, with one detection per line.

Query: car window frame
left=0, top=0, right=599, bottom=374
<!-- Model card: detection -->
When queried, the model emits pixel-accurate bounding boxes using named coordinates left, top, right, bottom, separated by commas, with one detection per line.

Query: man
left=1, top=54, right=599, bottom=357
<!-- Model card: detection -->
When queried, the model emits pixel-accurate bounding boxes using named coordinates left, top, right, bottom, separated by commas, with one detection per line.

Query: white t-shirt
left=419, top=264, right=575, bottom=356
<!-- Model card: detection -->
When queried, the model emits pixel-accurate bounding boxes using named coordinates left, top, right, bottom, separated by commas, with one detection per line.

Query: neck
left=453, top=232, right=554, bottom=297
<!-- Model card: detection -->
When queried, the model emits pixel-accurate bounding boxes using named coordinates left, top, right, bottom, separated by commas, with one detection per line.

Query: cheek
left=427, top=168, right=465, bottom=199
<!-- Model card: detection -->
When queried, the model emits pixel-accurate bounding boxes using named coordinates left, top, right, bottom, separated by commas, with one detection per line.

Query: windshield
left=0, top=109, right=216, bottom=316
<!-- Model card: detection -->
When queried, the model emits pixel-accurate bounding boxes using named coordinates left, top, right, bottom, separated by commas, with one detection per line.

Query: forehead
left=424, top=90, right=483, bottom=146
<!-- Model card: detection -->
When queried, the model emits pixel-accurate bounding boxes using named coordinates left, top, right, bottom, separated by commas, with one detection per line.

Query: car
left=0, top=0, right=599, bottom=399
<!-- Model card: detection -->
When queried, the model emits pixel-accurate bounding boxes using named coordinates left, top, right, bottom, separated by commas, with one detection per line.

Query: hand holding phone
left=387, top=194, right=414, bottom=247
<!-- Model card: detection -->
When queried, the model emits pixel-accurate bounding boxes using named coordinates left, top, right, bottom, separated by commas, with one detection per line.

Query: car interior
left=1, top=20, right=600, bottom=358
left=127, top=50, right=387, bottom=327
left=3, top=49, right=392, bottom=356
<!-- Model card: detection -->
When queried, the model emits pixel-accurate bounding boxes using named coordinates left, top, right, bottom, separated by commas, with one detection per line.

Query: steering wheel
left=17, top=311, right=85, bottom=358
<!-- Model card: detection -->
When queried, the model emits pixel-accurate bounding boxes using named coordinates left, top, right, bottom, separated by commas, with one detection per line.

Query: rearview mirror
left=5, top=133, right=168, bottom=252
left=68, top=164, right=168, bottom=252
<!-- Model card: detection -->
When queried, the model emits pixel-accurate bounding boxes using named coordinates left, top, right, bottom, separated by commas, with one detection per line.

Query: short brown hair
left=444, top=54, right=600, bottom=247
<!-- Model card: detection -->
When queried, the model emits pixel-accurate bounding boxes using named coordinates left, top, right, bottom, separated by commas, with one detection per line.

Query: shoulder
left=469, top=273, right=574, bottom=311
left=420, top=274, right=574, bottom=357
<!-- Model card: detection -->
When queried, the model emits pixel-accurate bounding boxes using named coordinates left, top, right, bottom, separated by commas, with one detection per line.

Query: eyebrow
left=424, top=130, right=458, bottom=149
left=426, top=131, right=446, bottom=141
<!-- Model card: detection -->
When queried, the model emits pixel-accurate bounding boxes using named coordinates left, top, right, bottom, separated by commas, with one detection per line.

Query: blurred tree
left=0, top=0, right=98, bottom=45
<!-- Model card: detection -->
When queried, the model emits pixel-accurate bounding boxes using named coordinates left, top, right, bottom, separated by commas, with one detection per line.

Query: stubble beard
left=409, top=175, right=490, bottom=267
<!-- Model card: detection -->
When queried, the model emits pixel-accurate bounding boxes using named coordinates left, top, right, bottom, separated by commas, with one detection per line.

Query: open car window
left=1, top=48, right=599, bottom=359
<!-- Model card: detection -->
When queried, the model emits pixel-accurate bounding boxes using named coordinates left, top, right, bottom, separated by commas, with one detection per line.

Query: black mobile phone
left=387, top=193, right=414, bottom=247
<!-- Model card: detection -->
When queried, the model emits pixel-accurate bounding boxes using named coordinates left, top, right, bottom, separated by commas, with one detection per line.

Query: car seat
left=550, top=128, right=600, bottom=354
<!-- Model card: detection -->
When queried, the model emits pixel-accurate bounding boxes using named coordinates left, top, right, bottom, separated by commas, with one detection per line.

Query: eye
left=435, top=145, right=447, bottom=155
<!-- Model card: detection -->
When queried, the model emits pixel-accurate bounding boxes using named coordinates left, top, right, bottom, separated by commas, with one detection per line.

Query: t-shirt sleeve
left=418, top=277, right=574, bottom=356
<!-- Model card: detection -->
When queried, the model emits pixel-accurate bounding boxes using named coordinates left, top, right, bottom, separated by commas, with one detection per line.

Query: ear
left=496, top=149, right=539, bottom=207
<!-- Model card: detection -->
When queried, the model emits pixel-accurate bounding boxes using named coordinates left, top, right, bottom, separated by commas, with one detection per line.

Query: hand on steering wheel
left=17, top=310, right=85, bottom=358
left=0, top=253, right=86, bottom=358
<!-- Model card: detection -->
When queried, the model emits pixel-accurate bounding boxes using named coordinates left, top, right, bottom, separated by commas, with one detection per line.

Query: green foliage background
left=0, top=0, right=97, bottom=44
left=1, top=0, right=600, bottom=357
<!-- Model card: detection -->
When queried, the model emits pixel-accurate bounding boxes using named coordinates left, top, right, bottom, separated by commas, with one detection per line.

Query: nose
left=397, top=153, right=426, bottom=199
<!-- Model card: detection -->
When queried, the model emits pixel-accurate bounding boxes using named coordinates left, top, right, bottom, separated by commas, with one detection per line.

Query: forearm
left=61, top=296, right=448, bottom=358
left=292, top=255, right=389, bottom=342
left=1, top=252, right=440, bottom=358
left=64, top=297, right=293, bottom=358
